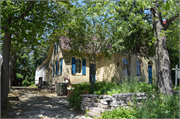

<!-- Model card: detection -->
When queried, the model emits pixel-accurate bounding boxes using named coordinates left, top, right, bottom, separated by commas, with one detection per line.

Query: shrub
left=67, top=82, right=91, bottom=110
left=137, top=82, right=157, bottom=94
left=101, top=94, right=179, bottom=118
left=101, top=106, right=137, bottom=119
left=22, top=77, right=31, bottom=86
left=135, top=94, right=180, bottom=118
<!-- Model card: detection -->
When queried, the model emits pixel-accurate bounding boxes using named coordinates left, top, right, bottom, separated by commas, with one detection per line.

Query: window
left=72, top=57, right=86, bottom=75
left=123, top=58, right=128, bottom=76
left=37, top=71, right=39, bottom=76
left=136, top=60, right=141, bottom=76
left=76, top=59, right=81, bottom=73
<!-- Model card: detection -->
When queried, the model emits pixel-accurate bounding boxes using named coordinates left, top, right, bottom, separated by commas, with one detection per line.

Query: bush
left=22, top=76, right=31, bottom=86
left=101, top=93, right=180, bottom=118
left=67, top=77, right=159, bottom=111
left=135, top=94, right=180, bottom=118
left=16, top=73, right=23, bottom=79
left=67, top=82, right=91, bottom=110
left=101, top=106, right=137, bottom=119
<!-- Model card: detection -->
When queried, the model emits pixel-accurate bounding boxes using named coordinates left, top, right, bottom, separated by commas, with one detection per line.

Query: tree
left=58, top=0, right=114, bottom=93
left=111, top=0, right=179, bottom=95
left=1, top=1, right=71, bottom=110
left=111, top=0, right=154, bottom=77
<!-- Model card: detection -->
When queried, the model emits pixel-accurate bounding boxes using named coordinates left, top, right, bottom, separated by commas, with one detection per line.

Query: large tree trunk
left=9, top=55, right=15, bottom=89
left=1, top=31, right=11, bottom=110
left=151, top=1, right=173, bottom=95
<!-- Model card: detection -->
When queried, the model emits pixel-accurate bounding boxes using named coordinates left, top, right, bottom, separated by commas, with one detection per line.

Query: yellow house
left=35, top=36, right=156, bottom=85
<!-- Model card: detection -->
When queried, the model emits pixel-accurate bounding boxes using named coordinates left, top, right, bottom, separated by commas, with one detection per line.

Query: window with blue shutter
left=53, top=63, right=54, bottom=76
left=136, top=60, right=141, bottom=76
left=54, top=43, right=56, bottom=54
left=60, top=59, right=63, bottom=74
left=57, top=41, right=59, bottom=53
left=123, top=58, right=128, bottom=76
left=72, top=57, right=76, bottom=74
left=82, top=59, right=86, bottom=75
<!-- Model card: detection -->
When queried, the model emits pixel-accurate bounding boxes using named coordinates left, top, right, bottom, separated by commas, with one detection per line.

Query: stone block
left=112, top=93, right=135, bottom=98
left=80, top=94, right=98, bottom=98
left=87, top=111, right=101, bottom=118
left=89, top=107, right=104, bottom=114
left=82, top=97, right=92, bottom=102
left=137, top=96, right=146, bottom=100
left=116, top=100, right=125, bottom=105
left=100, top=99, right=108, bottom=105
left=99, top=95, right=112, bottom=99
left=136, top=92, right=147, bottom=96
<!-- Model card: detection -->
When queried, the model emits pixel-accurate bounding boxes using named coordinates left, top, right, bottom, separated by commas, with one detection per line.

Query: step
left=89, top=107, right=104, bottom=115
left=87, top=111, right=101, bottom=118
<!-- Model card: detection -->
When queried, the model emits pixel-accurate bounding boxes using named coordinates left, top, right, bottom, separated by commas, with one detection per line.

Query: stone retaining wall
left=80, top=93, right=148, bottom=111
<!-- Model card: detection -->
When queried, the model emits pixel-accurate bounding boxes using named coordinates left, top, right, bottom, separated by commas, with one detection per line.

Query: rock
left=100, top=99, right=108, bottom=105
left=16, top=112, right=21, bottom=116
left=87, top=111, right=101, bottom=118
left=89, top=107, right=104, bottom=114
left=80, top=94, right=98, bottom=97
left=9, top=110, right=15, bottom=116
left=99, top=95, right=112, bottom=99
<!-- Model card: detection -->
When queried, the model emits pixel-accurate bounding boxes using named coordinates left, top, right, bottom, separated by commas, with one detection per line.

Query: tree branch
left=165, top=13, right=179, bottom=30
left=12, top=2, right=35, bottom=19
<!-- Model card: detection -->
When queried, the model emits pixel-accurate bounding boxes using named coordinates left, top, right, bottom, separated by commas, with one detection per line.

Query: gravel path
left=8, top=89, right=92, bottom=119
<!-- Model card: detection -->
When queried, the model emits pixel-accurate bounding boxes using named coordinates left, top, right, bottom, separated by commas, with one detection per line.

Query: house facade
left=35, top=36, right=156, bottom=85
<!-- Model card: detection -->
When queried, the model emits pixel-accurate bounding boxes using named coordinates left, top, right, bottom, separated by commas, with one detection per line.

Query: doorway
left=89, top=63, right=96, bottom=83
left=148, top=62, right=152, bottom=84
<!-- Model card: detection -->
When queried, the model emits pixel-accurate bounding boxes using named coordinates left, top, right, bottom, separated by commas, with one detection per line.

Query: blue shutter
left=60, top=59, right=63, bottom=74
left=57, top=61, right=59, bottom=75
left=72, top=57, right=76, bottom=74
left=57, top=41, right=59, bottom=53
left=56, top=61, right=59, bottom=75
left=82, top=59, right=86, bottom=75
left=54, top=43, right=56, bottom=54
left=56, top=61, right=57, bottom=75
left=53, top=63, right=54, bottom=76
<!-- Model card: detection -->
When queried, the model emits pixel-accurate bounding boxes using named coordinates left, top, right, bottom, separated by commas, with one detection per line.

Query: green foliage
left=101, top=94, right=179, bottom=118
left=67, top=82, right=91, bottom=110
left=67, top=77, right=157, bottom=111
left=135, top=95, right=180, bottom=118
left=173, top=85, right=180, bottom=91
left=16, top=73, right=23, bottom=79
left=101, top=106, right=137, bottom=119
left=1, top=0, right=72, bottom=88
left=29, top=83, right=36, bottom=87
left=138, top=81, right=157, bottom=94
left=22, top=76, right=31, bottom=86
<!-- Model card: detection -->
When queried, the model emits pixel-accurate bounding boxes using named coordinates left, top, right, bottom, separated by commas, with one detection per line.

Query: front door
left=148, top=63, right=152, bottom=84
left=90, top=63, right=96, bottom=83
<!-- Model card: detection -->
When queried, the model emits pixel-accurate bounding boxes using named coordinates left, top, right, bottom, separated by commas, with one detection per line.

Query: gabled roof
left=59, top=36, right=112, bottom=53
